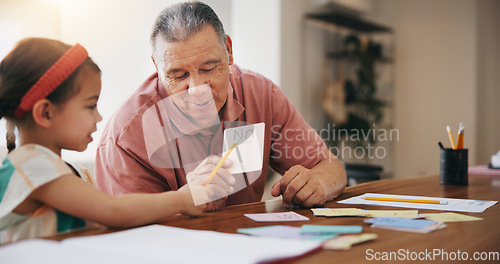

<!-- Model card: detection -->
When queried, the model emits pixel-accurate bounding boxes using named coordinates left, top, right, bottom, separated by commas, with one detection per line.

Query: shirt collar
left=223, top=80, right=245, bottom=122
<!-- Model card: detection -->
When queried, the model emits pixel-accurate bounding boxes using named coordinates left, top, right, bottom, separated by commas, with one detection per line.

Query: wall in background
left=0, top=0, right=62, bottom=161
left=58, top=0, right=174, bottom=163
left=288, top=0, right=499, bottom=178
left=1, top=0, right=498, bottom=179
left=0, top=0, right=61, bottom=59
left=231, top=0, right=281, bottom=87
left=58, top=0, right=235, bottom=163
left=476, top=0, right=500, bottom=165
left=369, top=0, right=479, bottom=177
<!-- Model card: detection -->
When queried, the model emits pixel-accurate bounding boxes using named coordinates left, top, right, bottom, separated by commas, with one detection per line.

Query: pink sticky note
left=244, top=212, right=310, bottom=222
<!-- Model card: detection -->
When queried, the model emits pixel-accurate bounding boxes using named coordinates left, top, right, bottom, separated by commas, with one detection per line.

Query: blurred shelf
left=327, top=51, right=393, bottom=63
left=306, top=12, right=392, bottom=34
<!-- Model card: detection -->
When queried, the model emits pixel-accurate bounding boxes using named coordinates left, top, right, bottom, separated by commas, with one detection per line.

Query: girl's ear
left=32, top=99, right=54, bottom=128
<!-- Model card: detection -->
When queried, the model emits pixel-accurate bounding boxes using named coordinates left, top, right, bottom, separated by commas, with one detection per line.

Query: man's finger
left=279, top=165, right=303, bottom=193
left=198, top=155, right=222, bottom=168
left=215, top=167, right=236, bottom=185
left=207, top=175, right=234, bottom=194
left=191, top=164, right=217, bottom=175
left=291, top=184, right=315, bottom=205
left=271, top=180, right=282, bottom=197
left=282, top=173, right=308, bottom=204
left=300, top=190, right=324, bottom=208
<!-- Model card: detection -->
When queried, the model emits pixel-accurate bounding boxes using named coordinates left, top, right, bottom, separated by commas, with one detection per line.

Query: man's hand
left=270, top=150, right=346, bottom=208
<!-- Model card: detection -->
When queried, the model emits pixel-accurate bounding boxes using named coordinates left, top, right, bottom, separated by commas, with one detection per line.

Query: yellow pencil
left=204, top=143, right=237, bottom=186
left=446, top=125, right=455, bottom=149
left=362, top=196, right=448, bottom=205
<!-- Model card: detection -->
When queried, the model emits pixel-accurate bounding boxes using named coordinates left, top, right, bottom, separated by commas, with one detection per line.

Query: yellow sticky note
left=366, top=210, right=419, bottom=218
left=312, top=208, right=366, bottom=217
left=323, top=233, right=378, bottom=250
left=422, top=212, right=482, bottom=222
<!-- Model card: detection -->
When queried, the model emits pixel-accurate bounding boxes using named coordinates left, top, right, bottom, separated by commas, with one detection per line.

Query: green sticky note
left=300, top=224, right=362, bottom=234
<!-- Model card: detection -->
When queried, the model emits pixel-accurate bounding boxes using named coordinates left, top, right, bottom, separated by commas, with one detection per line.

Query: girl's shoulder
left=0, top=144, right=75, bottom=221
left=5, top=144, right=73, bottom=182
left=1, top=144, right=75, bottom=202
left=7, top=144, right=61, bottom=162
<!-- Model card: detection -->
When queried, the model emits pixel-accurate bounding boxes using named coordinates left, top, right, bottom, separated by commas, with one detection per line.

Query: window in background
left=0, top=0, right=61, bottom=158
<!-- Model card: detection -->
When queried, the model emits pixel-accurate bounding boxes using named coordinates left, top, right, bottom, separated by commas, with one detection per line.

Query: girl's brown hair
left=0, top=38, right=100, bottom=152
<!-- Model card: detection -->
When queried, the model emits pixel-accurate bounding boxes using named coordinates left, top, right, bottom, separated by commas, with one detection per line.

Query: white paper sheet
left=338, top=193, right=497, bottom=213
left=0, top=225, right=321, bottom=264
left=0, top=239, right=163, bottom=264
left=64, top=225, right=320, bottom=263
left=223, top=123, right=264, bottom=174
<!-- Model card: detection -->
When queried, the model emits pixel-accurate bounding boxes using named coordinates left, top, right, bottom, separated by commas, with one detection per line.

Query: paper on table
left=365, top=217, right=446, bottom=234
left=311, top=208, right=366, bottom=217
left=0, top=239, right=165, bottom=264
left=223, top=123, right=264, bottom=174
left=468, top=165, right=500, bottom=177
left=300, top=225, right=363, bottom=234
left=368, top=222, right=446, bottom=234
left=421, top=212, right=483, bottom=222
left=322, top=234, right=378, bottom=250
left=365, top=210, right=419, bottom=218
left=244, top=211, right=309, bottom=222
left=365, top=217, right=437, bottom=229
left=339, top=193, right=498, bottom=213
left=60, top=225, right=321, bottom=264
left=237, top=225, right=336, bottom=241
left=311, top=208, right=419, bottom=218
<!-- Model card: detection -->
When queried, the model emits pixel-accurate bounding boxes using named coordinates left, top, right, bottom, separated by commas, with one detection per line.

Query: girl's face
left=50, top=68, right=102, bottom=153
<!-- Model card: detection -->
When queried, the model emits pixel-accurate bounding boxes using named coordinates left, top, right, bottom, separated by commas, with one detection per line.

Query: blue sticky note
left=300, top=225, right=363, bottom=234
left=237, top=225, right=336, bottom=241
left=365, top=217, right=437, bottom=229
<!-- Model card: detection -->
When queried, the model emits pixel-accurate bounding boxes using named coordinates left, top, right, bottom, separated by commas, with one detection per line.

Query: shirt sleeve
left=268, top=85, right=327, bottom=174
left=95, top=140, right=171, bottom=196
left=0, top=145, right=73, bottom=219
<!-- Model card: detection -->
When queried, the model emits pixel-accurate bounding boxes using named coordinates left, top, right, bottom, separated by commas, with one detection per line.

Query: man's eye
left=200, top=67, right=215, bottom=72
left=88, top=104, right=97, bottom=110
left=171, top=73, right=188, bottom=80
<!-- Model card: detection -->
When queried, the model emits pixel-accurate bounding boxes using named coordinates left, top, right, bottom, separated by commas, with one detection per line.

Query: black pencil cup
left=440, top=148, right=468, bottom=185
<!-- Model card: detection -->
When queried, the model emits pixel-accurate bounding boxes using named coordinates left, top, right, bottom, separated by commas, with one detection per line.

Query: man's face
left=152, top=25, right=233, bottom=127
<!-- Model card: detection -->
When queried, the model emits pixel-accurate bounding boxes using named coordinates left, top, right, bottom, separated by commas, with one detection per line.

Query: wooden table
left=52, top=175, right=500, bottom=263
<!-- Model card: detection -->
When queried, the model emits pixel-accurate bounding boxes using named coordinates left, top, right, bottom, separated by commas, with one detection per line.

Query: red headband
left=13, top=43, right=88, bottom=118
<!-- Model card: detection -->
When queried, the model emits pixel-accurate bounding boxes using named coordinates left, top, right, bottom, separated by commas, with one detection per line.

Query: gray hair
left=150, top=1, right=226, bottom=51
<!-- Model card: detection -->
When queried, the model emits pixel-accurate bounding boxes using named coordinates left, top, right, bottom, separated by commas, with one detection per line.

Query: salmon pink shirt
left=95, top=64, right=326, bottom=206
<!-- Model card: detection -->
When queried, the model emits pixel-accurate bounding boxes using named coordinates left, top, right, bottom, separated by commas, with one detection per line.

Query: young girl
left=0, top=38, right=231, bottom=244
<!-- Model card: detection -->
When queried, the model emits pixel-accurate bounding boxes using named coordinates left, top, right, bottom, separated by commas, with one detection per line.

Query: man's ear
left=151, top=55, right=159, bottom=72
left=32, top=99, right=54, bottom=128
left=225, top=34, right=234, bottom=65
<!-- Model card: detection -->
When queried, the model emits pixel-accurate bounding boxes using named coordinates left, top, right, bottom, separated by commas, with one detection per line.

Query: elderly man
left=95, top=1, right=346, bottom=209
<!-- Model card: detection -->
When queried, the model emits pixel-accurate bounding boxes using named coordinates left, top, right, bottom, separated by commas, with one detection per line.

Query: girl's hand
left=186, top=155, right=236, bottom=199
left=178, top=181, right=211, bottom=216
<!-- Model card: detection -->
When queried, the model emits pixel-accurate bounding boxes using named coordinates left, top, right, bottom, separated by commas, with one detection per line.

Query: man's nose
left=187, top=72, right=205, bottom=88
left=188, top=83, right=210, bottom=96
